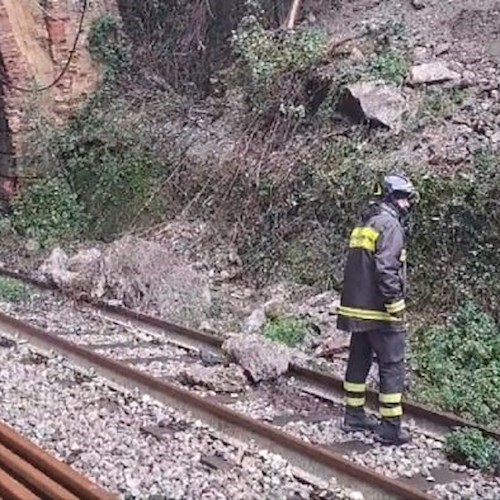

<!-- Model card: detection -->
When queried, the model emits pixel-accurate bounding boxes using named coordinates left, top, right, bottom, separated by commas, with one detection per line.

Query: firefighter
left=337, top=173, right=419, bottom=445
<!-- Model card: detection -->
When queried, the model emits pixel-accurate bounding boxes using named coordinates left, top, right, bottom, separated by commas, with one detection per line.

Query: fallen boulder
left=39, top=247, right=105, bottom=299
left=222, top=334, right=291, bottom=383
left=342, top=81, right=407, bottom=132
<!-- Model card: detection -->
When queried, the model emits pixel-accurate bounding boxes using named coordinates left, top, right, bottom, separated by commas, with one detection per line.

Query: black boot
left=374, top=418, right=411, bottom=445
left=342, top=408, right=378, bottom=433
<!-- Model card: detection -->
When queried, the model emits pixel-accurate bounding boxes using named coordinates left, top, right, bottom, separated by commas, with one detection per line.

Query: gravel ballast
left=0, top=336, right=360, bottom=499
left=0, top=290, right=499, bottom=499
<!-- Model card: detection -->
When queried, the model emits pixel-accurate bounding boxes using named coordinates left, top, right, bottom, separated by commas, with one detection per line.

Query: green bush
left=232, top=15, right=328, bottom=115
left=264, top=315, right=309, bottom=347
left=0, top=277, right=31, bottom=303
left=445, top=428, right=500, bottom=472
left=88, top=15, right=130, bottom=77
left=369, top=48, right=408, bottom=85
left=410, top=151, right=500, bottom=312
left=12, top=177, right=87, bottom=247
left=412, top=302, right=500, bottom=426
left=40, top=100, right=165, bottom=240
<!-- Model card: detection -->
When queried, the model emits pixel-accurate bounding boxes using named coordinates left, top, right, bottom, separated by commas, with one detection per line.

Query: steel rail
left=97, top=300, right=500, bottom=442
left=0, top=267, right=498, bottom=443
left=0, top=309, right=431, bottom=500
left=0, top=421, right=115, bottom=499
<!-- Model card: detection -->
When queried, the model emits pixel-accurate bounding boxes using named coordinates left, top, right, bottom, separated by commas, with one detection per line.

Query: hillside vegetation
left=13, top=0, right=500, bottom=325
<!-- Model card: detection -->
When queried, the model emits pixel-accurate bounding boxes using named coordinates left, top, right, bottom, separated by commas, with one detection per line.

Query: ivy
left=445, top=428, right=500, bottom=472
left=232, top=15, right=328, bottom=116
left=412, top=302, right=500, bottom=426
left=88, top=15, right=130, bottom=77
left=12, top=177, right=87, bottom=247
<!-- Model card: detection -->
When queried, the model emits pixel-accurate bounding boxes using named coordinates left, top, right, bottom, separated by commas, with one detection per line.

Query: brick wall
left=0, top=0, right=119, bottom=182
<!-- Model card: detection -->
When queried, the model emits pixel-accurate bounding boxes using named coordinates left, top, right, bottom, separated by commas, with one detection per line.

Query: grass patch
left=369, top=48, right=408, bottom=85
left=263, top=315, right=309, bottom=347
left=0, top=277, right=31, bottom=303
left=418, top=88, right=469, bottom=125
left=445, top=428, right=500, bottom=473
left=412, top=302, right=500, bottom=426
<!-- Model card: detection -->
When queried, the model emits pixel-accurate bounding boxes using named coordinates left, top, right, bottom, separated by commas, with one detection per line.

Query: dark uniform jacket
left=337, top=201, right=407, bottom=333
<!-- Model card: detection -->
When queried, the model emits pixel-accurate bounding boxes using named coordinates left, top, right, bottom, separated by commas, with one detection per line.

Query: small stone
left=350, top=47, right=365, bottom=63
left=426, top=476, right=435, bottom=482
left=198, top=321, right=214, bottom=332
left=25, top=239, right=41, bottom=253
left=243, top=308, right=266, bottom=335
left=411, top=0, right=426, bottom=9
left=462, top=70, right=476, bottom=82
left=199, top=348, right=223, bottom=366
left=490, top=131, right=500, bottom=144
left=348, top=492, right=365, bottom=500
left=434, top=43, right=450, bottom=55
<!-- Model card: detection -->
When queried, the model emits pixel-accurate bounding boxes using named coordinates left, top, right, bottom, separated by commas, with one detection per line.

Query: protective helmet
left=374, top=173, right=419, bottom=206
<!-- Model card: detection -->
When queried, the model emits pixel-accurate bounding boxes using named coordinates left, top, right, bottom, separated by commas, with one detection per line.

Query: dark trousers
left=344, top=329, right=405, bottom=424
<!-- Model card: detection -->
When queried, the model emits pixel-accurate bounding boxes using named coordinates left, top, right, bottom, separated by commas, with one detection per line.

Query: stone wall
left=0, top=0, right=119, bottom=184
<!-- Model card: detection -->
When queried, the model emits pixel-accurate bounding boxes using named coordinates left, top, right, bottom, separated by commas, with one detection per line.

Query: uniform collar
left=380, top=201, right=400, bottom=220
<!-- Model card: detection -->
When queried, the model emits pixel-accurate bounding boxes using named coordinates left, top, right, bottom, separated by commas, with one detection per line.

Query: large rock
left=222, top=334, right=291, bottom=383
left=343, top=81, right=406, bottom=132
left=409, top=62, right=460, bottom=85
left=39, top=247, right=106, bottom=299
left=103, top=235, right=211, bottom=327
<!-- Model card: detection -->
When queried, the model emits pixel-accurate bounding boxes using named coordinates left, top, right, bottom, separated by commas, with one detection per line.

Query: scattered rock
left=313, top=333, right=351, bottom=359
left=409, top=62, right=461, bottom=85
left=243, top=307, right=267, bottom=335
left=177, top=364, right=247, bottom=393
left=222, top=334, right=291, bottom=383
left=350, top=47, right=365, bottom=63
left=411, top=0, right=426, bottom=10
left=348, top=491, right=365, bottom=500
left=25, top=239, right=40, bottom=254
left=342, top=81, right=407, bottom=133
left=0, top=337, right=16, bottom=348
left=434, top=43, right=450, bottom=56
left=295, top=291, right=341, bottom=343
left=199, top=349, right=224, bottom=367
left=489, top=130, right=500, bottom=144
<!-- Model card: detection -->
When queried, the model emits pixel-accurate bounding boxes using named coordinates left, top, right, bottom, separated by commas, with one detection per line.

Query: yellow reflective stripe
left=339, top=306, right=401, bottom=322
left=379, top=393, right=402, bottom=404
left=346, top=397, right=365, bottom=407
left=344, top=381, right=366, bottom=392
left=386, top=300, right=406, bottom=314
left=349, top=227, right=380, bottom=252
left=380, top=406, right=403, bottom=417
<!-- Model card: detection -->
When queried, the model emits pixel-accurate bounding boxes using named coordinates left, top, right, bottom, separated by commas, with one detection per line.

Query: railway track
left=0, top=268, right=498, bottom=499
left=0, top=419, right=115, bottom=500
